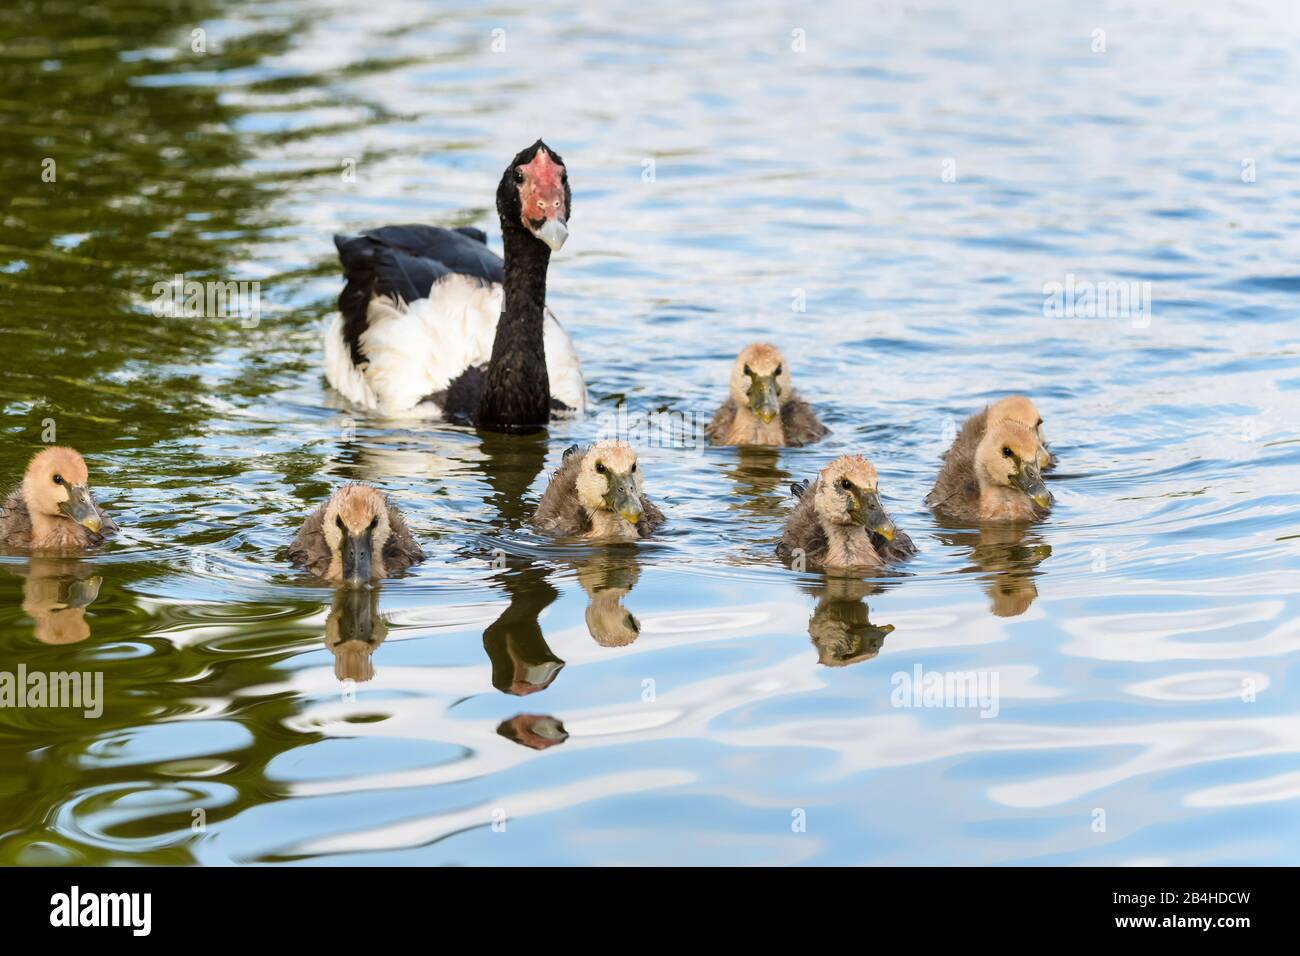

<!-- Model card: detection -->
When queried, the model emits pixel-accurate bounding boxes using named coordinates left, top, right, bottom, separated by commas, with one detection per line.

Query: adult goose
left=326, top=140, right=586, bottom=430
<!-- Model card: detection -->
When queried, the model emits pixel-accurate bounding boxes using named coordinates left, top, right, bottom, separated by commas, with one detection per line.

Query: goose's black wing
left=334, top=225, right=503, bottom=366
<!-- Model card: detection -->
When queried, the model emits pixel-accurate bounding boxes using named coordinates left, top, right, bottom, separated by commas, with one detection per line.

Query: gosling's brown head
left=976, top=421, right=1052, bottom=509
left=812, top=455, right=898, bottom=541
left=730, top=343, right=794, bottom=424
left=499, top=139, right=570, bottom=252
left=321, top=484, right=392, bottom=586
left=574, top=441, right=644, bottom=527
left=22, top=447, right=103, bottom=533
left=989, top=395, right=1050, bottom=469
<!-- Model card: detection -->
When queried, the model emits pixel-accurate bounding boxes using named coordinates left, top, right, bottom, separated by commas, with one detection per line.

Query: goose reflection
left=802, top=576, right=896, bottom=666
left=324, top=587, right=388, bottom=682
left=722, top=447, right=791, bottom=520
left=574, top=547, right=642, bottom=647
left=497, top=713, right=569, bottom=750
left=933, top=520, right=1052, bottom=617
left=473, top=431, right=567, bottom=694
left=15, top=557, right=103, bottom=645
left=482, top=564, right=565, bottom=695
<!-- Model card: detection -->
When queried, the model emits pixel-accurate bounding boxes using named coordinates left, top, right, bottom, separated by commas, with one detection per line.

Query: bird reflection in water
left=722, top=447, right=791, bottom=521
left=803, top=575, right=896, bottom=666
left=473, top=429, right=568, bottom=695
left=497, top=713, right=569, bottom=750
left=16, top=557, right=103, bottom=645
left=575, top=547, right=642, bottom=647
left=934, top=520, right=1052, bottom=617
left=482, top=564, right=565, bottom=695
left=324, top=586, right=388, bottom=682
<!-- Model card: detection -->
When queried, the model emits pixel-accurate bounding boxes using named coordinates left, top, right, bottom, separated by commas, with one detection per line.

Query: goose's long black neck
left=475, top=225, right=552, bottom=432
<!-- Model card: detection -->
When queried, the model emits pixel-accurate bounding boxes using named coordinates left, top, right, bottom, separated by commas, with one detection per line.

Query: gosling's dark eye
left=1035, top=418, right=1043, bottom=428
left=595, top=462, right=606, bottom=474
left=631, top=462, right=637, bottom=472
left=743, top=365, right=753, bottom=377
left=52, top=474, right=64, bottom=485
left=1002, top=447, right=1014, bottom=459
left=774, top=365, right=782, bottom=376
left=335, top=516, right=346, bottom=531
left=839, top=478, right=852, bottom=491
left=368, top=516, right=379, bottom=531
left=513, top=167, right=525, bottom=184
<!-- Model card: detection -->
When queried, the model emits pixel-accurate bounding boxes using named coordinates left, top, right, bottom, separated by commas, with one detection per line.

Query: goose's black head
left=497, top=139, right=570, bottom=251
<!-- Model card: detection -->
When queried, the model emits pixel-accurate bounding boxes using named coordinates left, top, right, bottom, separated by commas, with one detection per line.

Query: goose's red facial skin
left=518, top=150, right=567, bottom=232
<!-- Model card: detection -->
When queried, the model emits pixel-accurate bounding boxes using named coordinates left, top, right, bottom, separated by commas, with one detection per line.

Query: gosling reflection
left=722, top=447, right=792, bottom=520
left=574, top=548, right=642, bottom=647
left=497, top=713, right=569, bottom=750
left=934, top=521, right=1052, bottom=617
left=18, top=557, right=103, bottom=645
left=324, top=587, right=388, bottom=682
left=803, top=576, right=895, bottom=666
left=483, top=564, right=565, bottom=695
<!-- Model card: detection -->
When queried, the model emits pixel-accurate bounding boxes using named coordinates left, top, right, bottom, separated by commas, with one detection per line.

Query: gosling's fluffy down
left=706, top=343, right=828, bottom=447
left=927, top=416, right=1052, bottom=522
left=0, top=447, right=116, bottom=551
left=776, top=455, right=915, bottom=571
left=944, top=396, right=1056, bottom=472
left=531, top=442, right=665, bottom=539
left=288, top=483, right=423, bottom=582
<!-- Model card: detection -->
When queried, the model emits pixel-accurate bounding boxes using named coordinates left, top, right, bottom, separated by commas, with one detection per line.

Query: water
left=1, top=0, right=1299, bottom=865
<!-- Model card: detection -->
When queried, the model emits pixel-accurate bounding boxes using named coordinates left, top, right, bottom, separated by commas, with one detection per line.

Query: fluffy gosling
left=289, top=483, right=424, bottom=585
left=777, top=455, right=916, bottom=571
left=0, top=447, right=115, bottom=551
left=531, top=442, right=665, bottom=539
left=928, top=419, right=1052, bottom=522
left=706, top=343, right=828, bottom=447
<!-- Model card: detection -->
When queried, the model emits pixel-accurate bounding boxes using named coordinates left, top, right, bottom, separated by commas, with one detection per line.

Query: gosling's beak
left=605, top=474, right=643, bottom=526
left=749, top=376, right=780, bottom=424
left=1015, top=466, right=1053, bottom=509
left=59, top=485, right=102, bottom=533
left=870, top=514, right=897, bottom=541
left=532, top=217, right=568, bottom=252
left=855, top=491, right=896, bottom=541
left=340, top=525, right=374, bottom=587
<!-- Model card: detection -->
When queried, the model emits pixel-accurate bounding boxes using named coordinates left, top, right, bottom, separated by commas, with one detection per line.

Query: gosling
left=288, top=483, right=424, bottom=585
left=928, top=419, right=1053, bottom=522
left=946, top=395, right=1055, bottom=472
left=0, top=447, right=115, bottom=551
left=777, top=455, right=915, bottom=571
left=706, top=343, right=828, bottom=447
left=531, top=441, right=665, bottom=539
